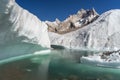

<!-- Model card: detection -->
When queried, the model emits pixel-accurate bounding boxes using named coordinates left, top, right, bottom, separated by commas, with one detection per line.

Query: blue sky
left=16, top=0, right=120, bottom=21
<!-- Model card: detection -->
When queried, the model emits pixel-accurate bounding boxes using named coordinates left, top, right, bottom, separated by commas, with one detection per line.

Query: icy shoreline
left=81, top=50, right=120, bottom=68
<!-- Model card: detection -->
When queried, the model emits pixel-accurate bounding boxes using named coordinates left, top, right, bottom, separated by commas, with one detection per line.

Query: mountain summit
left=46, top=8, right=99, bottom=34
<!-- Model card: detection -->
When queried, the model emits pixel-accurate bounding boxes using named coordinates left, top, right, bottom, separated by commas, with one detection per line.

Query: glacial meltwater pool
left=0, top=44, right=120, bottom=80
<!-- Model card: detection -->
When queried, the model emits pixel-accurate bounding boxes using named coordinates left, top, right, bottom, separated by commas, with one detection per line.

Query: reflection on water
left=0, top=54, right=50, bottom=80
left=0, top=49, right=120, bottom=80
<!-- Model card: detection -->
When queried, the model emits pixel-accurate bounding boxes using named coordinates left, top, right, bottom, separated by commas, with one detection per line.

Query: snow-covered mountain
left=0, top=0, right=50, bottom=48
left=49, top=9, right=120, bottom=50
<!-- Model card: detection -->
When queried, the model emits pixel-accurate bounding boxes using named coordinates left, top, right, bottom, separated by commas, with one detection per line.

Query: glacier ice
left=0, top=0, right=50, bottom=48
left=81, top=50, right=120, bottom=68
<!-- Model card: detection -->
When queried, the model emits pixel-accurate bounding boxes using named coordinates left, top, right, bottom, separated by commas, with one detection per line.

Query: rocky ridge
left=46, top=8, right=99, bottom=34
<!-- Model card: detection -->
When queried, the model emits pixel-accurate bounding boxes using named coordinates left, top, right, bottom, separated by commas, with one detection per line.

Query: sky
left=16, top=0, right=120, bottom=21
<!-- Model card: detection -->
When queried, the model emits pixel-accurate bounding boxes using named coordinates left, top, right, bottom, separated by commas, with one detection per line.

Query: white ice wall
left=0, top=0, right=50, bottom=48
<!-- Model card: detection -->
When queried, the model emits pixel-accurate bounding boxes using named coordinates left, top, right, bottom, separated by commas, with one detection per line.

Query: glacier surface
left=0, top=0, right=50, bottom=48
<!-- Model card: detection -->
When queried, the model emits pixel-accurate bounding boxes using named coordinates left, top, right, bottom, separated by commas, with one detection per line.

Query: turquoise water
left=0, top=44, right=120, bottom=80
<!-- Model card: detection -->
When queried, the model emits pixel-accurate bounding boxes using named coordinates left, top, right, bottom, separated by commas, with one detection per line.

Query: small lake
left=0, top=47, right=120, bottom=80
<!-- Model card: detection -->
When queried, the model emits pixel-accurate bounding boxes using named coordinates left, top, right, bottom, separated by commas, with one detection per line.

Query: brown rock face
left=46, top=8, right=99, bottom=34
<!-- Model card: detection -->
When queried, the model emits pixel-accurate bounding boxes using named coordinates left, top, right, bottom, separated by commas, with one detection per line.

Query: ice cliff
left=0, top=0, right=50, bottom=48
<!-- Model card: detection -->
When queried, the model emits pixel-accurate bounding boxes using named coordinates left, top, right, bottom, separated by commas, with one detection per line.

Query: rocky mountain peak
left=46, top=8, right=99, bottom=34
left=55, top=18, right=61, bottom=24
left=77, top=8, right=87, bottom=16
